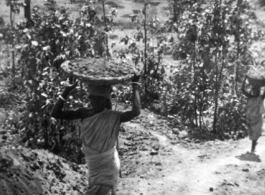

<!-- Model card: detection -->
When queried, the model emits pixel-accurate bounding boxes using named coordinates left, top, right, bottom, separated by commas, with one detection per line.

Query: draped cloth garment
left=245, top=96, right=265, bottom=140
left=80, top=109, right=121, bottom=194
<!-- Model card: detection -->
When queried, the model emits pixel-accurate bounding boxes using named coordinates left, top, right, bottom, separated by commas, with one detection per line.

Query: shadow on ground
left=235, top=152, right=261, bottom=162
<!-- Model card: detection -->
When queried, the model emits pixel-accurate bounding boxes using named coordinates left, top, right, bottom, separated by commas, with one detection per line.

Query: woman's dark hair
left=89, top=95, right=112, bottom=109
left=251, top=86, right=260, bottom=96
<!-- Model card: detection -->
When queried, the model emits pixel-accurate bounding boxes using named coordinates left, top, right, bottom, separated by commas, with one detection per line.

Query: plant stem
left=234, top=0, right=242, bottom=96
left=101, top=0, right=109, bottom=57
left=24, top=0, right=31, bottom=22
left=192, top=41, right=198, bottom=127
left=143, top=1, right=147, bottom=93
left=10, top=4, right=15, bottom=78
left=212, top=0, right=221, bottom=134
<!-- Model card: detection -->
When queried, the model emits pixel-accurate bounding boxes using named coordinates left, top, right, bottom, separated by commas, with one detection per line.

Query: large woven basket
left=247, top=77, right=265, bottom=87
left=61, top=57, right=135, bottom=86
left=246, top=65, right=265, bottom=87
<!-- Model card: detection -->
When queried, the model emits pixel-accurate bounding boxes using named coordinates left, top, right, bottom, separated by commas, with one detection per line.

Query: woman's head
left=87, top=85, right=112, bottom=99
left=87, top=85, right=112, bottom=112
left=89, top=95, right=112, bottom=112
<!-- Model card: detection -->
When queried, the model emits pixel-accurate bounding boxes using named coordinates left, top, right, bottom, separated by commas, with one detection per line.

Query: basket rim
left=247, top=76, right=265, bottom=87
left=61, top=60, right=135, bottom=85
left=247, top=75, right=265, bottom=81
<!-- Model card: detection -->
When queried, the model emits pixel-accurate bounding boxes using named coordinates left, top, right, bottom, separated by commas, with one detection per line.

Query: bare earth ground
left=116, top=109, right=265, bottom=195
left=1, top=108, right=265, bottom=195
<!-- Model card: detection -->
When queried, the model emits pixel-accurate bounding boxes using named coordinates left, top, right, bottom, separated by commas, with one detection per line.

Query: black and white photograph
left=0, top=0, right=265, bottom=194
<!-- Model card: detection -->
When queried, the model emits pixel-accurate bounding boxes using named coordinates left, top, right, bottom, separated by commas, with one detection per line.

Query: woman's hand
left=120, top=73, right=141, bottom=123
left=64, top=77, right=78, bottom=93
left=242, top=76, right=250, bottom=91
left=65, top=81, right=78, bottom=92
left=132, top=72, right=141, bottom=83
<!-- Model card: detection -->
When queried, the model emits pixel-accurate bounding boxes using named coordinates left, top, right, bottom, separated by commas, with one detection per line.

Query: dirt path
left=117, top=119, right=265, bottom=195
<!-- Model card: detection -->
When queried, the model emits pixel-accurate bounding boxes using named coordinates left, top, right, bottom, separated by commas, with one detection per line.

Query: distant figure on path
left=51, top=74, right=141, bottom=195
left=242, top=76, right=265, bottom=153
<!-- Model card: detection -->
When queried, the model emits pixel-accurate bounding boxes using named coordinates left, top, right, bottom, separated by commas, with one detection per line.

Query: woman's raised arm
left=242, top=76, right=253, bottom=99
left=51, top=81, right=92, bottom=120
left=120, top=74, right=141, bottom=123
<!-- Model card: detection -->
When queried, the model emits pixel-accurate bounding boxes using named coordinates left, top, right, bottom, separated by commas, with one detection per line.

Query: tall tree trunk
left=212, top=0, right=222, bottom=134
left=101, top=0, right=110, bottom=57
left=143, top=1, right=148, bottom=94
left=234, top=0, right=243, bottom=96
left=10, top=6, right=15, bottom=78
left=212, top=55, right=219, bottom=134
left=24, top=0, right=31, bottom=21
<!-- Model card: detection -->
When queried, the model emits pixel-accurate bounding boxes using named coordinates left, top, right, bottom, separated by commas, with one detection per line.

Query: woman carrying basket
left=242, top=76, right=265, bottom=153
left=51, top=74, right=141, bottom=195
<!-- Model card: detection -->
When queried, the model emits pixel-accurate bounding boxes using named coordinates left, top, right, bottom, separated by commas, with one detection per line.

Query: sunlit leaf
left=60, top=30, right=67, bottom=37
left=31, top=41, right=38, bottom=46
left=41, top=93, right=48, bottom=98
left=43, top=45, right=51, bottom=51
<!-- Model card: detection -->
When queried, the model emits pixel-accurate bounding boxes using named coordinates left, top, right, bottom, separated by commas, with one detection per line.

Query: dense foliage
left=2, top=0, right=119, bottom=163
left=164, top=0, right=264, bottom=139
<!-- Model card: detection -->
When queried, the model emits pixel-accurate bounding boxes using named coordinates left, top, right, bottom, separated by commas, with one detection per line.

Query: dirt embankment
left=0, top=147, right=87, bottom=195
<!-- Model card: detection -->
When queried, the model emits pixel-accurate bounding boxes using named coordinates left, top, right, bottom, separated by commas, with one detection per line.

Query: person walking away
left=242, top=76, right=265, bottom=153
left=51, top=74, right=141, bottom=195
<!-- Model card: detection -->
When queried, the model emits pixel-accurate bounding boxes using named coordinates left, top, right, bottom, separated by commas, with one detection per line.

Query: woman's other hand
left=132, top=72, right=141, bottom=83
left=242, top=76, right=247, bottom=87
left=64, top=77, right=78, bottom=92
left=65, top=81, right=78, bottom=92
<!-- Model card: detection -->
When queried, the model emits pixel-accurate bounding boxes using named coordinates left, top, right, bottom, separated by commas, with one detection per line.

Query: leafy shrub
left=216, top=96, right=247, bottom=140
left=164, top=0, right=264, bottom=138
left=8, top=2, right=117, bottom=163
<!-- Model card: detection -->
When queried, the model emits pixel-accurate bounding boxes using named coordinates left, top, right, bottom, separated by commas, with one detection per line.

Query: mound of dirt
left=247, top=66, right=265, bottom=86
left=61, top=57, right=135, bottom=77
left=0, top=147, right=88, bottom=195
left=247, top=66, right=265, bottom=80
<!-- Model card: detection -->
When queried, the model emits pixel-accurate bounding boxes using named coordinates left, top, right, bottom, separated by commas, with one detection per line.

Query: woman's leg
left=97, top=185, right=112, bottom=195
left=251, top=140, right=258, bottom=153
left=86, top=185, right=114, bottom=195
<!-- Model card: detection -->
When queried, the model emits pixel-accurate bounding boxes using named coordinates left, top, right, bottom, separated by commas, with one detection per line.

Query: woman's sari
left=80, top=109, right=121, bottom=194
left=245, top=96, right=265, bottom=140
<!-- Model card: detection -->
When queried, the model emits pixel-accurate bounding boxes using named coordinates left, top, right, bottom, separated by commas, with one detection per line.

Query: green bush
left=164, top=0, right=264, bottom=139
left=10, top=3, right=115, bottom=163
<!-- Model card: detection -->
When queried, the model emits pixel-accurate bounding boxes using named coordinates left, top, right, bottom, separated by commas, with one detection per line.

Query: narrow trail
left=117, top=121, right=265, bottom=195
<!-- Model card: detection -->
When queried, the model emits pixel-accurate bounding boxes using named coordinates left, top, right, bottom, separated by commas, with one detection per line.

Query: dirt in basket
left=61, top=58, right=137, bottom=78
left=247, top=68, right=265, bottom=80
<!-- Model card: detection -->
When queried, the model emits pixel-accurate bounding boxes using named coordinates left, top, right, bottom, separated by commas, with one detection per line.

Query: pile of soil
left=0, top=147, right=88, bottom=195
left=247, top=66, right=265, bottom=80
left=61, top=57, right=135, bottom=79
left=247, top=66, right=265, bottom=86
